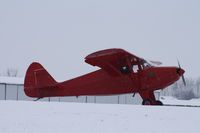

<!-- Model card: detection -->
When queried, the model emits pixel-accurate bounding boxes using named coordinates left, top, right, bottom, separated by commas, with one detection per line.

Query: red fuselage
left=24, top=49, right=185, bottom=105
left=24, top=65, right=184, bottom=98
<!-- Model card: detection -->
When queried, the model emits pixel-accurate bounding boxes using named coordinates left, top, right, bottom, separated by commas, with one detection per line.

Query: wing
left=85, top=48, right=141, bottom=76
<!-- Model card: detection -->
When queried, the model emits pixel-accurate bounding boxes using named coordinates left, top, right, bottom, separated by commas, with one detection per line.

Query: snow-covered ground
left=0, top=99, right=200, bottom=133
left=160, top=96, right=200, bottom=106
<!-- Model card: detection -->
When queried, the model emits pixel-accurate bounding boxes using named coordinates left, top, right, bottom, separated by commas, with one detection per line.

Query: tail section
left=24, top=62, right=57, bottom=98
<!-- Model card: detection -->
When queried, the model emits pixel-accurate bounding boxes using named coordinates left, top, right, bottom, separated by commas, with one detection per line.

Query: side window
left=132, top=64, right=139, bottom=73
left=120, top=66, right=131, bottom=74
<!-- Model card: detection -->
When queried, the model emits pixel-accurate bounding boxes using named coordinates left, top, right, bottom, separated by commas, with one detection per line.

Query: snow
left=160, top=96, right=200, bottom=106
left=0, top=76, right=24, bottom=85
left=0, top=100, right=200, bottom=133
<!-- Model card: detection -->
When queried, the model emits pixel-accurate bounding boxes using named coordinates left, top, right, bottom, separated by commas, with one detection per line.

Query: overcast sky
left=0, top=0, right=200, bottom=80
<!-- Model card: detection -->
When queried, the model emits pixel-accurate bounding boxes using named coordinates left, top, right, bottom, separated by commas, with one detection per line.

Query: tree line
left=0, top=68, right=18, bottom=77
left=161, top=77, right=200, bottom=100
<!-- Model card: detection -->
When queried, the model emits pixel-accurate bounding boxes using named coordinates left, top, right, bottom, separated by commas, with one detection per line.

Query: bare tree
left=196, top=77, right=200, bottom=97
left=6, top=68, right=18, bottom=77
left=161, top=78, right=199, bottom=100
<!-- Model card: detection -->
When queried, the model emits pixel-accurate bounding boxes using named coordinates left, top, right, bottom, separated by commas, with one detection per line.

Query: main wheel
left=155, top=100, right=163, bottom=105
left=142, top=99, right=153, bottom=105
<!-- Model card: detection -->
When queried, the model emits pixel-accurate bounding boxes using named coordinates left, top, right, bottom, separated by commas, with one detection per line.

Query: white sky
left=0, top=0, right=200, bottom=80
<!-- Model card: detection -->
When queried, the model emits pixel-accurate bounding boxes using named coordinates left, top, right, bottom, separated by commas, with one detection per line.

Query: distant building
left=0, top=76, right=160, bottom=104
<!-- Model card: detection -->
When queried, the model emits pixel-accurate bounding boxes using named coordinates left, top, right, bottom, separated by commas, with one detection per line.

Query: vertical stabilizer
left=24, top=62, right=57, bottom=97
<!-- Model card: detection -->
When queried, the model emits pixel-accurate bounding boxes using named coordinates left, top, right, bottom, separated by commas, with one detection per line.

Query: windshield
left=141, top=59, right=152, bottom=68
left=130, top=57, right=152, bottom=73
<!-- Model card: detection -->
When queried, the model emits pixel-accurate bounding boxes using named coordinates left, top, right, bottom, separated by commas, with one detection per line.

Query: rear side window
left=120, top=66, right=131, bottom=74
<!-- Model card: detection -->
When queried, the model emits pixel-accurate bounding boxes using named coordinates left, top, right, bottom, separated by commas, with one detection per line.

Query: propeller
left=177, top=60, right=186, bottom=86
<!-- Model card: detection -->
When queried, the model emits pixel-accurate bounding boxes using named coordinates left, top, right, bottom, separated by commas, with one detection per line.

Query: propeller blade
left=177, top=60, right=181, bottom=68
left=177, top=60, right=186, bottom=86
left=182, top=74, right=186, bottom=86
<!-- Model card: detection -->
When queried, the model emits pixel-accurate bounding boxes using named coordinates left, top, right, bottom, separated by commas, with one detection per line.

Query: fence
left=0, top=82, right=160, bottom=104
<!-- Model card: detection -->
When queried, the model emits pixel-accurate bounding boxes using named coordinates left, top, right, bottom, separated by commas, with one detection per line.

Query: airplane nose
left=176, top=68, right=185, bottom=76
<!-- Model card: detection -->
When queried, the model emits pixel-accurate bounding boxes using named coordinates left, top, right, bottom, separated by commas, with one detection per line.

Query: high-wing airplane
left=24, top=48, right=185, bottom=105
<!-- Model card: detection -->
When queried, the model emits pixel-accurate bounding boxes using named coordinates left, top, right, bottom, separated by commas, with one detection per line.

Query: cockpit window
left=132, top=64, right=139, bottom=73
left=120, top=58, right=151, bottom=74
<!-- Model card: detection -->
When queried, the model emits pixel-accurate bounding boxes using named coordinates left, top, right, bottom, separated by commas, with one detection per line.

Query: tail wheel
left=155, top=100, right=163, bottom=105
left=142, top=99, right=153, bottom=105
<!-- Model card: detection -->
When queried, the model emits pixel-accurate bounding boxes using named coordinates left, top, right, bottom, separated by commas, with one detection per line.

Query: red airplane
left=24, top=48, right=185, bottom=105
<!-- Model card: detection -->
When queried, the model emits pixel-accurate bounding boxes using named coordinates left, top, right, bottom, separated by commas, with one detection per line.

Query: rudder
left=24, top=62, right=57, bottom=97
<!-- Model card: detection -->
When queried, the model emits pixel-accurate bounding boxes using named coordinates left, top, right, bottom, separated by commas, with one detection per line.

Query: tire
left=142, top=99, right=153, bottom=105
left=155, top=100, right=163, bottom=105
